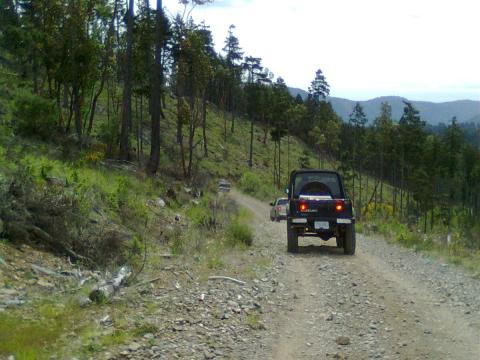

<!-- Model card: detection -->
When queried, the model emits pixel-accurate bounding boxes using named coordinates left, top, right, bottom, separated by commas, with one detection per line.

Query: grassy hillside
left=0, top=68, right=340, bottom=357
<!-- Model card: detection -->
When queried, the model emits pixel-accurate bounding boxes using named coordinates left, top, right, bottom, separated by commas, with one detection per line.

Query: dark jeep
left=286, top=170, right=356, bottom=254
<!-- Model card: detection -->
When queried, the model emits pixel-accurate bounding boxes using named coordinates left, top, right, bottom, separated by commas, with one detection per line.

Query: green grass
left=255, top=254, right=273, bottom=270
left=246, top=313, right=263, bottom=330
left=0, top=300, right=86, bottom=359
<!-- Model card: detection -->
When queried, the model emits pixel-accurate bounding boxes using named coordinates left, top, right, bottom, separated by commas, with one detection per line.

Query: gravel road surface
left=231, top=190, right=480, bottom=360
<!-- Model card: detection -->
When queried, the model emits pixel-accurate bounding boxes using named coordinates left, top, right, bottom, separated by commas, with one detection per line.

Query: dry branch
left=208, top=276, right=246, bottom=286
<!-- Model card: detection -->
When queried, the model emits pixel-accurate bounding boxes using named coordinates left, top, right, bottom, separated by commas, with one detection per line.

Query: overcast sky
left=162, top=0, right=480, bottom=102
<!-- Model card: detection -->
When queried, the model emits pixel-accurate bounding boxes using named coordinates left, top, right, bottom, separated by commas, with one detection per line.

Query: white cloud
left=162, top=0, right=480, bottom=101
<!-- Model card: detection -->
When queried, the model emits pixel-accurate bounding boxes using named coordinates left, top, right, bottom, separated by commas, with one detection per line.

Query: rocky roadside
left=361, top=234, right=480, bottom=323
left=90, top=230, right=283, bottom=359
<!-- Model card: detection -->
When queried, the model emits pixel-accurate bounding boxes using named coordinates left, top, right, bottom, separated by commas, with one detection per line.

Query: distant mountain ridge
left=288, top=87, right=480, bottom=125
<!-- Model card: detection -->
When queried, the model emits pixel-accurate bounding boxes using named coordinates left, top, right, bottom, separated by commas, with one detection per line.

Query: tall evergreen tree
left=348, top=102, right=367, bottom=207
left=222, top=24, right=243, bottom=133
left=309, top=69, right=330, bottom=102
left=147, top=0, right=165, bottom=174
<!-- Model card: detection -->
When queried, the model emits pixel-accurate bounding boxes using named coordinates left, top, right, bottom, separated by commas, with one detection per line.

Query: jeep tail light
left=335, top=201, right=344, bottom=212
left=299, top=201, right=308, bottom=213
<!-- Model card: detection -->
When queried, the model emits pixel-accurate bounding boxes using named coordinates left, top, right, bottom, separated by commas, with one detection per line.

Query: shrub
left=84, top=151, right=105, bottom=165
left=13, top=90, right=58, bottom=140
left=226, top=219, right=253, bottom=247
left=170, top=228, right=186, bottom=255
left=187, top=202, right=213, bottom=228
left=239, top=171, right=261, bottom=195
left=239, top=171, right=276, bottom=200
left=396, top=230, right=422, bottom=247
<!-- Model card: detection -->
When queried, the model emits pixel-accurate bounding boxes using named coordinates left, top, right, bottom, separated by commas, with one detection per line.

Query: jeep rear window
left=293, top=173, right=342, bottom=199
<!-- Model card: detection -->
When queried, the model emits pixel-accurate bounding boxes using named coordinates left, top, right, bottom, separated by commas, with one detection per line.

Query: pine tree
left=222, top=25, right=243, bottom=133
left=309, top=69, right=330, bottom=102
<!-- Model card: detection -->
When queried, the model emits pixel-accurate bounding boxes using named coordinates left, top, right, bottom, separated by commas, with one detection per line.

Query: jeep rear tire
left=343, top=223, right=356, bottom=255
left=287, top=223, right=299, bottom=253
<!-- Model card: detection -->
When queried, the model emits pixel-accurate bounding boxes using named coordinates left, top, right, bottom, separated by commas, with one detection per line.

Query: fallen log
left=89, top=266, right=132, bottom=303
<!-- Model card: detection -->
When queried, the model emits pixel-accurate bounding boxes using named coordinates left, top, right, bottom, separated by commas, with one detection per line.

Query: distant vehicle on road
left=218, top=179, right=231, bottom=193
left=270, top=197, right=288, bottom=221
left=285, top=170, right=355, bottom=254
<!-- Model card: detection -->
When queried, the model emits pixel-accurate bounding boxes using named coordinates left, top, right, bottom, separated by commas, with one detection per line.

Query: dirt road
left=232, top=190, right=480, bottom=360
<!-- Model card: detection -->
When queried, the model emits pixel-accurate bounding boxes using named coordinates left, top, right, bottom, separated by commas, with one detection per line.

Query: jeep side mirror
left=269, top=201, right=274, bottom=206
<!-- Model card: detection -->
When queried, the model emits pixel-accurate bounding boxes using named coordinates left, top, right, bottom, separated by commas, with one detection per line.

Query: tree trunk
left=273, top=141, right=277, bottom=187
left=73, top=85, right=82, bottom=145
left=135, top=96, right=140, bottom=161
left=202, top=91, right=208, bottom=157
left=176, top=104, right=183, bottom=144
left=223, top=107, right=227, bottom=142
left=359, top=170, right=363, bottom=215
left=287, top=133, right=290, bottom=180
left=63, top=82, right=69, bottom=112
left=146, top=0, right=163, bottom=175
left=379, top=180, right=383, bottom=207
left=119, top=0, right=134, bottom=160
left=379, top=145, right=384, bottom=206
left=352, top=170, right=356, bottom=208
left=423, top=211, right=428, bottom=234
left=32, top=51, right=39, bottom=94
left=366, top=173, right=370, bottom=216
left=140, top=95, right=144, bottom=156
left=187, top=96, right=196, bottom=179
left=144, top=0, right=153, bottom=116
left=392, top=166, right=397, bottom=216
left=263, top=114, right=269, bottom=144
left=66, top=88, right=74, bottom=134
left=278, top=139, right=281, bottom=188
left=400, top=165, right=405, bottom=219
left=430, top=207, right=434, bottom=231
left=178, top=104, right=186, bottom=177
left=230, top=95, right=235, bottom=133
left=55, top=81, right=63, bottom=128
left=248, top=117, right=254, bottom=168
left=406, top=191, right=410, bottom=219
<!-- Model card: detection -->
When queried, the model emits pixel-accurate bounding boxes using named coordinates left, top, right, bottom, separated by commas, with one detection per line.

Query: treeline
left=337, top=102, right=480, bottom=246
left=1, top=0, right=479, bottom=246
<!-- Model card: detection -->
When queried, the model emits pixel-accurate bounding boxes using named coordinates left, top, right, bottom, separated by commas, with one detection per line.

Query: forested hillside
left=1, top=0, right=480, bottom=267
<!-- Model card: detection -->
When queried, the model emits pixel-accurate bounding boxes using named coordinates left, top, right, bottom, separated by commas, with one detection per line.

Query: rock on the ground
left=77, top=296, right=92, bottom=308
left=336, top=336, right=351, bottom=346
